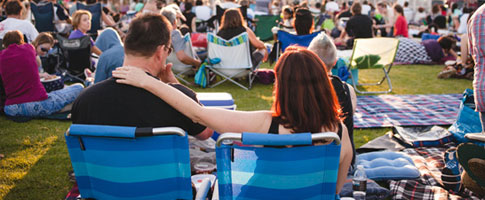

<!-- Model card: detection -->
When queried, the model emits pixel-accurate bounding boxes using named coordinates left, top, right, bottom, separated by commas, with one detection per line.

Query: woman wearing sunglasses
left=32, top=32, right=54, bottom=73
left=0, top=30, right=84, bottom=119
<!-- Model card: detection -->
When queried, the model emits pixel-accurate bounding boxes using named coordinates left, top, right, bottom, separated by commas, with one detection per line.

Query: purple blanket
left=354, top=94, right=462, bottom=128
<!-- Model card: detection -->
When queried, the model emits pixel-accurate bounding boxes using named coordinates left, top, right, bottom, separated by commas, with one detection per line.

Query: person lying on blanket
left=113, top=45, right=353, bottom=194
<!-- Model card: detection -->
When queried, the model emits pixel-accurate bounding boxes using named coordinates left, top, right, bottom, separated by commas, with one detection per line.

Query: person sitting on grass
left=93, top=28, right=124, bottom=83
left=32, top=32, right=55, bottom=74
left=0, top=30, right=84, bottom=118
left=112, top=45, right=353, bottom=194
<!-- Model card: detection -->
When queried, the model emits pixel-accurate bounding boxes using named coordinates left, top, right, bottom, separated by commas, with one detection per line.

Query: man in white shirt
left=403, top=1, right=413, bottom=23
left=361, top=0, right=371, bottom=15
left=0, top=0, right=39, bottom=42
left=325, top=0, right=339, bottom=13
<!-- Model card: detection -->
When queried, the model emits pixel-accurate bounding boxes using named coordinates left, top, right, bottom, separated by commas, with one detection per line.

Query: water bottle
left=353, top=165, right=367, bottom=200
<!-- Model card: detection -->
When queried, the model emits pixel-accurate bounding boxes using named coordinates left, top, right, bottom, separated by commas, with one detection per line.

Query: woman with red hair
left=112, top=46, right=353, bottom=194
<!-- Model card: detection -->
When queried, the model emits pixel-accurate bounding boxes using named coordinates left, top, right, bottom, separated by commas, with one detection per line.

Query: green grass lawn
left=0, top=64, right=472, bottom=199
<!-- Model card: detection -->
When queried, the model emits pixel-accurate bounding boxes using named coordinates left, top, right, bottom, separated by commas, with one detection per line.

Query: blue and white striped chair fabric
left=207, top=32, right=258, bottom=90
left=167, top=33, right=197, bottom=85
left=276, top=30, right=322, bottom=58
left=215, top=132, right=341, bottom=200
left=65, top=124, right=193, bottom=200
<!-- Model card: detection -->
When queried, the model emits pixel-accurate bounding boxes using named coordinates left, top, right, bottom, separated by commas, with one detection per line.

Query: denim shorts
left=4, top=84, right=84, bottom=117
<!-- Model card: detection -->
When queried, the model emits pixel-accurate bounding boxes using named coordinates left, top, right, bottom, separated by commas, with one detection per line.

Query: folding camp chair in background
left=167, top=33, right=197, bottom=85
left=30, top=1, right=56, bottom=33
left=348, top=37, right=399, bottom=94
left=206, top=32, right=259, bottom=90
left=254, top=15, right=280, bottom=41
left=214, top=132, right=342, bottom=200
left=276, top=30, right=321, bottom=58
left=65, top=124, right=211, bottom=200
left=57, top=35, right=94, bottom=82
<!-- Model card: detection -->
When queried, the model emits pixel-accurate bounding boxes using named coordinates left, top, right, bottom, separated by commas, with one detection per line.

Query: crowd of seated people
left=2, top=0, right=485, bottom=197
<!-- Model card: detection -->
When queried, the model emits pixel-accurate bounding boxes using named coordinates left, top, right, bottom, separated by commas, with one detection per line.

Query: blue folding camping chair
left=215, top=132, right=341, bottom=200
left=30, top=1, right=56, bottom=33
left=76, top=2, right=102, bottom=35
left=276, top=30, right=321, bottom=58
left=65, top=124, right=210, bottom=200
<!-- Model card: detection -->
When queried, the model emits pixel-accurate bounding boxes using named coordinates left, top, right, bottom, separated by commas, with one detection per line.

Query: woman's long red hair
left=272, top=46, right=342, bottom=133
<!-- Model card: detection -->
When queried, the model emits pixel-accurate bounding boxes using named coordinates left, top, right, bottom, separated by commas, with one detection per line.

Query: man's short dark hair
left=124, top=13, right=172, bottom=57
left=351, top=2, right=361, bottom=15
left=5, top=0, right=22, bottom=15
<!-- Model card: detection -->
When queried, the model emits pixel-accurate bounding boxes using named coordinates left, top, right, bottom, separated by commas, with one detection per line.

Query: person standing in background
left=465, top=3, right=485, bottom=141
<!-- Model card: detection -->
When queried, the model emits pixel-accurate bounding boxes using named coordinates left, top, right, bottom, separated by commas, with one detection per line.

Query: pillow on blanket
left=356, top=151, right=420, bottom=181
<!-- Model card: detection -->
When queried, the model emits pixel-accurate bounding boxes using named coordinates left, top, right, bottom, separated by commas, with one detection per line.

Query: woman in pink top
left=393, top=4, right=408, bottom=38
left=0, top=30, right=84, bottom=117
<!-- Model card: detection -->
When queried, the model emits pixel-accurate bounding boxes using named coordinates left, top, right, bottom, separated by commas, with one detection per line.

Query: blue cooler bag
left=448, top=89, right=485, bottom=146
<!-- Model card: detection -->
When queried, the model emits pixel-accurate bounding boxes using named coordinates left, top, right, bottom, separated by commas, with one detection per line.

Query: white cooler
left=197, top=92, right=236, bottom=140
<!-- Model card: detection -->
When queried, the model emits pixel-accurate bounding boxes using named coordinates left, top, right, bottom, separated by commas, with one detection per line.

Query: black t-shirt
left=346, top=14, right=373, bottom=38
left=331, top=75, right=355, bottom=165
left=71, top=77, right=206, bottom=136
left=337, top=10, right=352, bottom=19
left=182, top=12, right=196, bottom=32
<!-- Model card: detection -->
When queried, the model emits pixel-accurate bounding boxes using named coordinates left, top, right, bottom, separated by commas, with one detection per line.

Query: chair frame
left=347, top=38, right=400, bottom=94
left=206, top=32, right=260, bottom=90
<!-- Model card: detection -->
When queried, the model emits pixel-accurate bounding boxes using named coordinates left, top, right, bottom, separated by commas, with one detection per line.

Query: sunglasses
left=40, top=47, right=50, bottom=52
left=164, top=46, right=173, bottom=54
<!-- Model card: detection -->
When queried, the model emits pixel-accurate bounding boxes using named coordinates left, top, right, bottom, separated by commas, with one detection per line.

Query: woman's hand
left=112, top=66, right=155, bottom=88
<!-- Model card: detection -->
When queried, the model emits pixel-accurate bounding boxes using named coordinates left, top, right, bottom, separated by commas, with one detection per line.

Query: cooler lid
left=197, top=92, right=235, bottom=107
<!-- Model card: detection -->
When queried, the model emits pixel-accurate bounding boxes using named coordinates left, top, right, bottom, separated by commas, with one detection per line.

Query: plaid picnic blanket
left=354, top=94, right=462, bottom=128
left=389, top=144, right=480, bottom=200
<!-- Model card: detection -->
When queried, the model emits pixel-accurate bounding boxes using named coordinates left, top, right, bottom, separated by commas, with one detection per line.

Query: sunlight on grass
left=0, top=135, right=57, bottom=199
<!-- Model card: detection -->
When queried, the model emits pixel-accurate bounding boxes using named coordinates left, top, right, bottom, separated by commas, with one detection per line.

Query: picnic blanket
left=389, top=144, right=480, bottom=200
left=354, top=94, right=462, bottom=128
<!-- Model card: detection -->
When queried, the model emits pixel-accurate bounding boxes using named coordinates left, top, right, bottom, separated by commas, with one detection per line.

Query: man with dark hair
left=338, top=2, right=373, bottom=48
left=72, top=13, right=213, bottom=140
left=0, top=0, right=38, bottom=41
